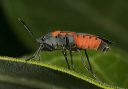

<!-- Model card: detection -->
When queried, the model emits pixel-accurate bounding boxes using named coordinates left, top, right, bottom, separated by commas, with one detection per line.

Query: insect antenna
left=18, top=18, right=38, bottom=43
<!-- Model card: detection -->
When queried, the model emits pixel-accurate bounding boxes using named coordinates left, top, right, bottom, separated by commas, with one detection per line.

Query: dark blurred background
left=0, top=3, right=29, bottom=57
left=0, top=0, right=128, bottom=57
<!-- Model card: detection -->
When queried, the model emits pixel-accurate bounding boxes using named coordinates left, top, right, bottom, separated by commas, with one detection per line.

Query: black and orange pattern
left=51, top=30, right=111, bottom=52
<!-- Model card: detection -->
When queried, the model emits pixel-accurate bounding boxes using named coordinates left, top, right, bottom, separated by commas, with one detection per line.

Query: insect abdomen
left=74, top=34, right=102, bottom=50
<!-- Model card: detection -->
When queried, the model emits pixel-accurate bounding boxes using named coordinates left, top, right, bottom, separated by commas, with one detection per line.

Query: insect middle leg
left=69, top=46, right=74, bottom=70
left=62, top=47, right=70, bottom=69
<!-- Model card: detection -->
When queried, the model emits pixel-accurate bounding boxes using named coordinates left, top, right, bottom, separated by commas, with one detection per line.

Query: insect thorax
left=39, top=33, right=75, bottom=50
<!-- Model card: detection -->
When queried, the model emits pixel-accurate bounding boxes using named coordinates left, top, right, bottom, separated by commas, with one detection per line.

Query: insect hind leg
left=84, top=50, right=99, bottom=80
left=84, top=50, right=93, bottom=74
left=77, top=49, right=89, bottom=71
left=78, top=49, right=99, bottom=80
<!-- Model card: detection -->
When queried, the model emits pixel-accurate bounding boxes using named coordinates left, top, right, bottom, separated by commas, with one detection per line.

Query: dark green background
left=0, top=3, right=29, bottom=57
left=0, top=0, right=128, bottom=57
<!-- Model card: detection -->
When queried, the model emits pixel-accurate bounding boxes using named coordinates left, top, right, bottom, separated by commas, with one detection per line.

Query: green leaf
left=39, top=48, right=127, bottom=88
left=0, top=56, right=120, bottom=89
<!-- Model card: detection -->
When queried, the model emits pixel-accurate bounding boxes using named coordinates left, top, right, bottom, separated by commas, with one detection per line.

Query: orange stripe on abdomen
left=88, top=36, right=95, bottom=49
left=94, top=38, right=101, bottom=49
left=74, top=34, right=102, bottom=50
left=74, top=35, right=83, bottom=48
left=83, top=35, right=89, bottom=49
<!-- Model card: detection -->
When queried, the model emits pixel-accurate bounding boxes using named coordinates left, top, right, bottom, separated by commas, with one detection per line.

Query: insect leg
left=65, top=36, right=74, bottom=70
left=84, top=50, right=93, bottom=74
left=69, top=46, right=74, bottom=70
left=77, top=49, right=89, bottom=70
left=62, top=47, right=70, bottom=69
left=84, top=50, right=99, bottom=80
left=26, top=45, right=42, bottom=61
left=77, top=49, right=97, bottom=79
left=37, top=46, right=42, bottom=61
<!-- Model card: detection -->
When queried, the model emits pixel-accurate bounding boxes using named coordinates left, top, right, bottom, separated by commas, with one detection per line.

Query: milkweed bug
left=18, top=18, right=114, bottom=79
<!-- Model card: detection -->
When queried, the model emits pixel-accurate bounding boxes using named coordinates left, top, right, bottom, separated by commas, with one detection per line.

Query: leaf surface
left=0, top=56, right=120, bottom=89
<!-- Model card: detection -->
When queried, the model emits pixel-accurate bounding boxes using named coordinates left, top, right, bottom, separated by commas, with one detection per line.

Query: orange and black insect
left=18, top=18, right=114, bottom=79
left=51, top=31, right=114, bottom=75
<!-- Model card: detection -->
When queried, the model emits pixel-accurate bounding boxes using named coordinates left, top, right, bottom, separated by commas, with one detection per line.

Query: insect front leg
left=62, top=46, right=70, bottom=69
left=26, top=45, right=42, bottom=61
